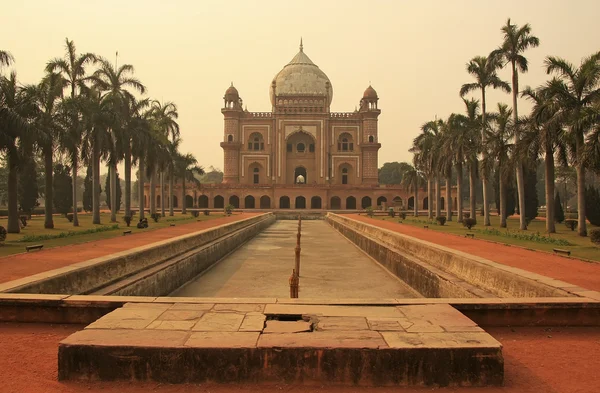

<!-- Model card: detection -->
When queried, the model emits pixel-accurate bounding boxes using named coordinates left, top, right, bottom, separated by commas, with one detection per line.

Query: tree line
left=0, top=39, right=204, bottom=234
left=398, top=19, right=599, bottom=237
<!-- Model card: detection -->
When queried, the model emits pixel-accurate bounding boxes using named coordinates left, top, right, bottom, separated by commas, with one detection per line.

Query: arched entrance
left=330, top=196, right=341, bottom=210
left=294, top=167, right=307, bottom=184
left=156, top=195, right=161, bottom=207
left=280, top=196, right=290, bottom=209
left=186, top=195, right=194, bottom=208
left=214, top=195, right=224, bottom=209
left=346, top=196, right=356, bottom=210
left=260, top=195, right=271, bottom=209
left=440, top=197, right=445, bottom=211
left=311, top=196, right=322, bottom=209
left=197, top=195, right=208, bottom=208
left=172, top=196, right=178, bottom=208
left=422, top=197, right=428, bottom=210
left=229, top=195, right=240, bottom=208
left=376, top=196, right=387, bottom=207
left=295, top=196, right=306, bottom=209
left=362, top=196, right=372, bottom=209
left=245, top=195, right=255, bottom=209
left=408, top=196, right=415, bottom=209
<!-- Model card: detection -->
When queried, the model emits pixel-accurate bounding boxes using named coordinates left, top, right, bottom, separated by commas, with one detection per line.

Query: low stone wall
left=326, top=214, right=573, bottom=298
left=4, top=214, right=274, bottom=295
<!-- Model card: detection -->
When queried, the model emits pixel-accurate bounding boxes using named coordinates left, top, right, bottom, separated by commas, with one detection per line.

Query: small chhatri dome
left=270, top=39, right=333, bottom=106
left=363, top=85, right=378, bottom=99
left=224, top=82, right=239, bottom=100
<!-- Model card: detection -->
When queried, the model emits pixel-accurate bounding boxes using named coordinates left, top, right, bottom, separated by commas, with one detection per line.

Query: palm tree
left=91, top=58, right=146, bottom=222
left=411, top=119, right=442, bottom=219
left=543, top=52, right=600, bottom=236
left=123, top=97, right=150, bottom=218
left=399, top=162, right=422, bottom=217
left=483, top=103, right=514, bottom=228
left=46, top=38, right=97, bottom=226
left=460, top=54, right=511, bottom=226
left=439, top=114, right=465, bottom=222
left=521, top=85, right=567, bottom=233
left=80, top=89, right=116, bottom=224
left=25, top=73, right=67, bottom=229
left=178, top=153, right=204, bottom=214
left=1, top=71, right=32, bottom=233
left=0, top=50, right=14, bottom=71
left=493, top=19, right=540, bottom=230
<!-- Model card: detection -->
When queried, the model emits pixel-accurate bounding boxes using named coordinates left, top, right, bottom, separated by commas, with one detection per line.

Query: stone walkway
left=0, top=213, right=258, bottom=284
left=172, top=220, right=418, bottom=298
left=351, top=215, right=600, bottom=292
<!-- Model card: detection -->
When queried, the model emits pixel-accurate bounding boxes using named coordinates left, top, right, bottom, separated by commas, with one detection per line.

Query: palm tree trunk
left=169, top=170, right=174, bottom=216
left=71, top=155, right=79, bottom=226
left=124, top=142, right=131, bottom=218
left=7, top=157, right=20, bottom=234
left=511, top=62, right=527, bottom=231
left=413, top=180, right=418, bottom=217
left=500, top=168, right=507, bottom=228
left=545, top=145, right=556, bottom=233
left=138, top=160, right=145, bottom=220
left=150, top=171, right=156, bottom=216
left=481, top=90, right=491, bottom=227
left=43, top=143, right=54, bottom=229
left=110, top=164, right=117, bottom=222
left=469, top=159, right=477, bottom=221
left=446, top=174, right=452, bottom=221
left=456, top=161, right=463, bottom=223
left=160, top=171, right=166, bottom=217
left=427, top=178, right=433, bottom=219
left=181, top=173, right=187, bottom=215
left=576, top=135, right=587, bottom=236
left=435, top=176, right=441, bottom=218
left=92, top=143, right=101, bottom=225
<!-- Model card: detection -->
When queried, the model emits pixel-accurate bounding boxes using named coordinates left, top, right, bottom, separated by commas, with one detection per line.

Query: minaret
left=359, top=85, right=381, bottom=184
left=221, top=83, right=243, bottom=183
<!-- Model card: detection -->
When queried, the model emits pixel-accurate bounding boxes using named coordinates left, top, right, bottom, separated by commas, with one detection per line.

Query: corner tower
left=221, top=83, right=243, bottom=183
left=359, top=85, right=381, bottom=184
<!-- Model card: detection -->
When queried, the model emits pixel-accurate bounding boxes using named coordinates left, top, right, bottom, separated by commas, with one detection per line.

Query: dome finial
left=230, top=81, right=234, bottom=87
left=299, top=37, right=303, bottom=52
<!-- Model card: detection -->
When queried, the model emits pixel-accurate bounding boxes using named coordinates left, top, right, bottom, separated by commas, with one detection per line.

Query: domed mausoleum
left=146, top=41, right=456, bottom=211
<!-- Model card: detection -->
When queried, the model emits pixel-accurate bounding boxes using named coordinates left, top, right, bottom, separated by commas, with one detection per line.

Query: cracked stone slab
left=192, top=312, right=244, bottom=332
left=185, top=331, right=259, bottom=348
left=263, top=320, right=312, bottom=334
left=316, top=316, right=369, bottom=331
left=239, top=314, right=266, bottom=332
left=382, top=331, right=502, bottom=349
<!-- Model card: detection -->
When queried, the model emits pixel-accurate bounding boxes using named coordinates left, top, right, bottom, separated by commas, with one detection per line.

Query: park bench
left=123, top=230, right=132, bottom=235
left=170, top=224, right=176, bottom=227
left=25, top=244, right=43, bottom=252
left=465, top=233, right=475, bottom=239
left=423, top=225, right=428, bottom=229
left=553, top=248, right=571, bottom=256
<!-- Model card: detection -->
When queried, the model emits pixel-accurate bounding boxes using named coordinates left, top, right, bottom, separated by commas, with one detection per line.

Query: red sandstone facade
left=145, top=42, right=456, bottom=211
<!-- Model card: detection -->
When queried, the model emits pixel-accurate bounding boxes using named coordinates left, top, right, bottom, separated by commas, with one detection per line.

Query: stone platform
left=58, top=301, right=503, bottom=386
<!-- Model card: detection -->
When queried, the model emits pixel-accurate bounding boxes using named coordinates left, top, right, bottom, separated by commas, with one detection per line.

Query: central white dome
left=270, top=41, right=333, bottom=106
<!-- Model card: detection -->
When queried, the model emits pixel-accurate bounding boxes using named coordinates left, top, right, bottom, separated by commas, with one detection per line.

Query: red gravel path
left=0, top=213, right=258, bottom=284
left=351, top=214, right=600, bottom=292
left=0, top=322, right=598, bottom=393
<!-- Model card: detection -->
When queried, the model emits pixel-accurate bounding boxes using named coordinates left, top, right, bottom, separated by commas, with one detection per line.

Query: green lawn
left=0, top=212, right=224, bottom=258
left=372, top=214, right=600, bottom=262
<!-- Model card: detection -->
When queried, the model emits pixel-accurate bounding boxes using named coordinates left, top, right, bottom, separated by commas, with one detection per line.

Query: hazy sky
left=3, top=0, right=600, bottom=171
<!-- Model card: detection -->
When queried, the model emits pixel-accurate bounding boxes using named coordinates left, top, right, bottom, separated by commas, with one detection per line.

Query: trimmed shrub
left=0, top=226, right=7, bottom=244
left=204, top=210, right=210, bottom=216
left=365, top=206, right=374, bottom=217
left=585, top=186, right=600, bottom=226
left=191, top=211, right=200, bottom=217
left=463, top=218, right=477, bottom=230
left=590, top=229, right=600, bottom=246
left=151, top=213, right=160, bottom=223
left=436, top=216, right=447, bottom=226
left=225, top=205, right=234, bottom=216
left=137, top=218, right=148, bottom=229
left=66, top=213, right=74, bottom=222
left=463, top=212, right=470, bottom=219
left=554, top=193, right=565, bottom=223
left=399, top=212, right=407, bottom=220
left=388, top=208, right=395, bottom=218
left=19, top=216, right=27, bottom=228
left=123, top=216, right=132, bottom=227
left=564, top=219, right=577, bottom=231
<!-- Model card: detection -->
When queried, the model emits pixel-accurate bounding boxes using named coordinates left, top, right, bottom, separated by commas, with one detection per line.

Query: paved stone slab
left=316, top=316, right=369, bottom=331
left=212, top=303, right=265, bottom=313
left=399, top=304, right=478, bottom=327
left=239, top=314, right=266, bottom=332
left=85, top=307, right=165, bottom=330
left=61, top=328, right=189, bottom=347
left=264, top=304, right=405, bottom=318
left=381, top=331, right=501, bottom=349
left=367, top=317, right=412, bottom=331
left=192, top=312, right=244, bottom=332
left=185, top=332, right=259, bottom=348
left=258, top=330, right=387, bottom=349
left=158, top=310, right=205, bottom=321
left=263, top=320, right=312, bottom=334
left=147, top=320, right=196, bottom=331
left=168, top=303, right=215, bottom=311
